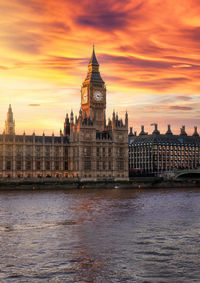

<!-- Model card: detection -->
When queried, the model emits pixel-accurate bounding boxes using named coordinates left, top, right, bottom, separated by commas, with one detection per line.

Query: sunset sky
left=0, top=0, right=200, bottom=135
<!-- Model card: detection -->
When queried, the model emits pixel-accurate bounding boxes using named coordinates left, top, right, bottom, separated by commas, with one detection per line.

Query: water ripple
left=0, top=188, right=200, bottom=282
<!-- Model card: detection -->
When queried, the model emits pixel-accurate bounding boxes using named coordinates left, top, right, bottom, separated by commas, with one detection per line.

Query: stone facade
left=0, top=48, right=129, bottom=181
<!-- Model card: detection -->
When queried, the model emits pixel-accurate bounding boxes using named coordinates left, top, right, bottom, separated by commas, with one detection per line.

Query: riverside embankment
left=0, top=177, right=200, bottom=190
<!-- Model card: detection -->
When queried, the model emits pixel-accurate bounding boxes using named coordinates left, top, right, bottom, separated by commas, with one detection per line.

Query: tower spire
left=89, top=44, right=99, bottom=66
left=5, top=104, right=15, bottom=135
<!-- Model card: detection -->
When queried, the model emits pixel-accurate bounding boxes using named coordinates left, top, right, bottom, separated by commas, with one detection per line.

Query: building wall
left=0, top=134, right=69, bottom=178
left=129, top=135, right=200, bottom=175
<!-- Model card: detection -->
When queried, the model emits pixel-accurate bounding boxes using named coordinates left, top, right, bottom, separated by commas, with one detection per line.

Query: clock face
left=81, top=87, right=88, bottom=104
left=93, top=90, right=103, bottom=102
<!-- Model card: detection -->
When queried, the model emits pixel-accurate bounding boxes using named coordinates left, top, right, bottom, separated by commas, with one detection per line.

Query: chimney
left=193, top=126, right=199, bottom=137
left=166, top=124, right=173, bottom=135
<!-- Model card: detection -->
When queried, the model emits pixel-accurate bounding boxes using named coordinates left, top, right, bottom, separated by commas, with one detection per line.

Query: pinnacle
left=89, top=44, right=99, bottom=66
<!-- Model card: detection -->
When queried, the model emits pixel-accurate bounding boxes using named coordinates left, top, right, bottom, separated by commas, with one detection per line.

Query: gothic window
left=84, top=147, right=91, bottom=157
left=64, top=161, right=68, bottom=170
left=97, top=160, right=100, bottom=170
left=0, top=157, right=3, bottom=170
left=36, top=146, right=41, bottom=157
left=55, top=161, right=59, bottom=170
left=26, top=160, right=32, bottom=170
left=45, top=146, right=50, bottom=157
left=96, top=147, right=99, bottom=156
left=45, top=161, right=50, bottom=170
left=16, top=160, right=22, bottom=171
left=109, top=161, right=112, bottom=170
left=26, top=146, right=32, bottom=157
left=118, top=161, right=124, bottom=171
left=64, top=147, right=68, bottom=157
left=6, top=146, right=12, bottom=157
left=36, top=161, right=41, bottom=170
left=6, top=160, right=12, bottom=170
left=119, top=148, right=123, bottom=157
left=55, top=147, right=59, bottom=157
left=84, top=158, right=91, bottom=170
left=103, top=161, right=106, bottom=170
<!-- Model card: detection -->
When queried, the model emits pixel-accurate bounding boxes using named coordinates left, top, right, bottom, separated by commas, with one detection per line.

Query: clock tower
left=81, top=46, right=106, bottom=131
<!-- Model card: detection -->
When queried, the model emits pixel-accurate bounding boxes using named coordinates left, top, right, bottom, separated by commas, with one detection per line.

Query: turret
left=139, top=125, right=148, bottom=136
left=70, top=110, right=74, bottom=124
left=129, top=127, right=134, bottom=137
left=193, top=126, right=199, bottom=137
left=64, top=113, right=70, bottom=136
left=125, top=111, right=128, bottom=128
left=112, top=110, right=115, bottom=122
left=180, top=125, right=187, bottom=136
left=166, top=124, right=173, bottom=135
left=5, top=104, right=15, bottom=135
left=152, top=123, right=160, bottom=135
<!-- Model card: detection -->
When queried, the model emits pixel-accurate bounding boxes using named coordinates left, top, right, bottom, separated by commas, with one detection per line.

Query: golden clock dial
left=82, top=87, right=88, bottom=104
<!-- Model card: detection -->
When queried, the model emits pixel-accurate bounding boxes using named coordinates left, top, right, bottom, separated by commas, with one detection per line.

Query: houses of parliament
left=0, top=48, right=129, bottom=181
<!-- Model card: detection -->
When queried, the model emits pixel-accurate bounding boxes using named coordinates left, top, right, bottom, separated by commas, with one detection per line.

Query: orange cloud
left=0, top=0, right=200, bottom=134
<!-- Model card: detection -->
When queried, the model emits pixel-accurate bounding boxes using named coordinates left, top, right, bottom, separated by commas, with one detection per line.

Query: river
left=0, top=187, right=199, bottom=282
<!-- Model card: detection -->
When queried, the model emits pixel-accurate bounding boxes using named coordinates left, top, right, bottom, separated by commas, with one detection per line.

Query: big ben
left=81, top=46, right=106, bottom=131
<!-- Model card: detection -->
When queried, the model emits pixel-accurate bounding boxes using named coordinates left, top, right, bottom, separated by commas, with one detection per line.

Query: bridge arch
left=176, top=171, right=200, bottom=179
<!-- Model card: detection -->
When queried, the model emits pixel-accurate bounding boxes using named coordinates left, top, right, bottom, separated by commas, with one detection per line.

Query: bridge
left=164, top=168, right=200, bottom=180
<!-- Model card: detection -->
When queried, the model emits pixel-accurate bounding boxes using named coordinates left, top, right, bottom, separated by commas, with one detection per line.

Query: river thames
left=0, top=187, right=199, bottom=282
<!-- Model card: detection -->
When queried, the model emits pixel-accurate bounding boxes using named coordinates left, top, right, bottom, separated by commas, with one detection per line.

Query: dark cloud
left=168, top=106, right=193, bottom=111
left=49, top=21, right=70, bottom=33
left=77, top=11, right=129, bottom=30
left=164, top=55, right=200, bottom=65
left=181, top=27, right=200, bottom=43
left=28, top=104, right=40, bottom=107
left=100, top=53, right=172, bottom=70
left=117, top=42, right=167, bottom=55
left=75, top=1, right=144, bottom=31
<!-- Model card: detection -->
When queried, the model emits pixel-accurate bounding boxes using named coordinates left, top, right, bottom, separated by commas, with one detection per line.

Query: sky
left=0, top=0, right=200, bottom=135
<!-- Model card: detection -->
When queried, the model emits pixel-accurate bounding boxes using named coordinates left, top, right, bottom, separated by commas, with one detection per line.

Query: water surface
left=0, top=187, right=200, bottom=282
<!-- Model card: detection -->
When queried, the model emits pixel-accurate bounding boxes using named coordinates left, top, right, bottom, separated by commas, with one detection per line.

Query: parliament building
left=0, top=48, right=129, bottom=181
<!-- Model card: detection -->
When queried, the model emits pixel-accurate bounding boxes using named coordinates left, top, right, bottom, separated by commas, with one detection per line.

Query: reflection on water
left=0, top=188, right=200, bottom=282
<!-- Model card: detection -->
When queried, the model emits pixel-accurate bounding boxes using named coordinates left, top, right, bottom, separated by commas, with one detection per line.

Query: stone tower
left=81, top=46, right=106, bottom=131
left=64, top=47, right=129, bottom=181
left=5, top=104, right=15, bottom=135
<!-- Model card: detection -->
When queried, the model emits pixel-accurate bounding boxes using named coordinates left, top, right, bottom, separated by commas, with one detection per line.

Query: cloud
left=101, top=53, right=172, bottom=70
left=0, top=0, right=200, bottom=134
left=176, top=95, right=193, bottom=101
left=28, top=104, right=40, bottom=107
left=0, top=66, right=9, bottom=70
left=75, top=0, right=145, bottom=31
left=173, top=64, right=192, bottom=68
left=180, top=27, right=200, bottom=44
left=168, top=105, right=193, bottom=111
